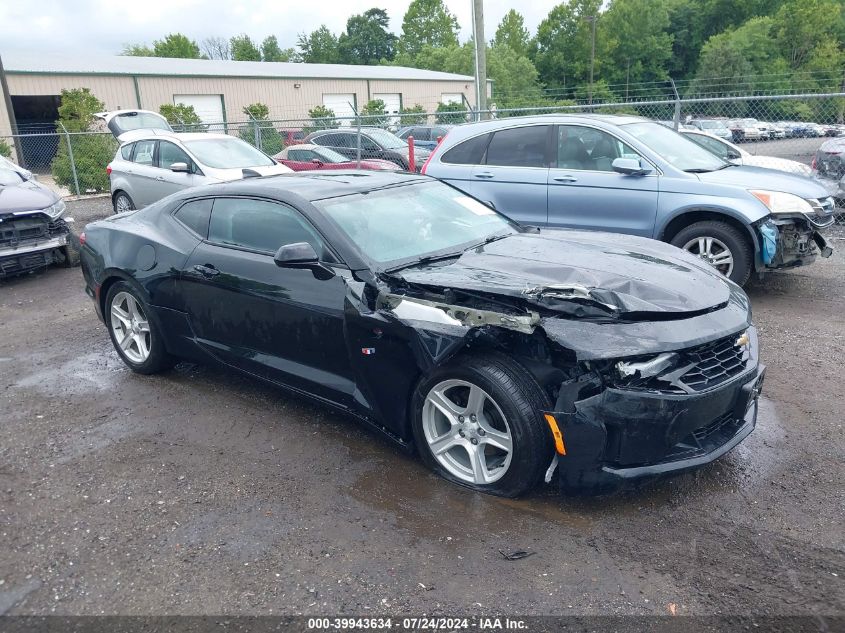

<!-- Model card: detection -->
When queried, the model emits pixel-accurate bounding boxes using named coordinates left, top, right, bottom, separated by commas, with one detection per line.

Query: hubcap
left=682, top=236, right=734, bottom=277
left=422, top=379, right=513, bottom=485
left=110, top=291, right=151, bottom=364
left=115, top=195, right=132, bottom=214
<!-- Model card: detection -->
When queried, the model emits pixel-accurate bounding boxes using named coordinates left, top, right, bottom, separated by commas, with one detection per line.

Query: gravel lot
left=0, top=196, right=843, bottom=617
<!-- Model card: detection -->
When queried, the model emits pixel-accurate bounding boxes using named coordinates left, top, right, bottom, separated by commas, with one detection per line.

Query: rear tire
left=105, top=281, right=176, bottom=374
left=113, top=191, right=135, bottom=215
left=671, top=220, right=753, bottom=286
left=411, top=352, right=553, bottom=498
left=60, top=232, right=81, bottom=268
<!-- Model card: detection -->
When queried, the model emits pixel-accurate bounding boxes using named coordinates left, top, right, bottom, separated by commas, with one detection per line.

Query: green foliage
left=261, top=36, right=297, bottom=62
left=51, top=89, right=115, bottom=193
left=361, top=99, right=387, bottom=126
left=532, top=0, right=602, bottom=90
left=305, top=105, right=339, bottom=133
left=340, top=9, right=397, bottom=64
left=298, top=26, right=342, bottom=63
left=239, top=102, right=284, bottom=155
left=399, top=0, right=460, bottom=58
left=230, top=34, right=262, bottom=61
left=435, top=102, right=466, bottom=124
left=121, top=43, right=154, bottom=56
left=159, top=103, right=205, bottom=130
left=153, top=33, right=202, bottom=58
left=492, top=10, right=531, bottom=58
left=399, top=104, right=428, bottom=125
left=0, top=139, right=12, bottom=158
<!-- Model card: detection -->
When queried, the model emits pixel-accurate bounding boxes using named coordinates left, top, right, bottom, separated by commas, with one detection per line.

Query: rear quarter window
left=441, top=133, right=491, bottom=165
left=120, top=143, right=134, bottom=160
left=173, top=199, right=213, bottom=238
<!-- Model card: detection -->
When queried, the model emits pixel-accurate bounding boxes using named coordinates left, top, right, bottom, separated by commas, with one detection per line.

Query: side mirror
left=274, top=242, right=319, bottom=267
left=170, top=162, right=189, bottom=173
left=311, top=158, right=324, bottom=167
left=612, top=157, right=650, bottom=175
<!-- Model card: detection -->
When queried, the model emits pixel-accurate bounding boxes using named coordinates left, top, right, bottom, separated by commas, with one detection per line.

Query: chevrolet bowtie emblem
left=735, top=332, right=750, bottom=347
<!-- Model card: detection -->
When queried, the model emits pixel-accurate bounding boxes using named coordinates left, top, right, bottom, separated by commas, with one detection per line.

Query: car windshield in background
left=0, top=166, right=24, bottom=186
left=364, top=128, right=407, bottom=150
left=183, top=138, right=276, bottom=169
left=623, top=122, right=728, bottom=172
left=113, top=113, right=171, bottom=134
left=699, top=120, right=726, bottom=130
left=315, top=147, right=349, bottom=163
left=315, top=181, right=516, bottom=266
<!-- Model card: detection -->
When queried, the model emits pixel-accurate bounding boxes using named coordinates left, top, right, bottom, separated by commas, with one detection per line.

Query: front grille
left=680, top=336, right=749, bottom=392
left=664, top=412, right=739, bottom=462
left=0, top=215, right=67, bottom=248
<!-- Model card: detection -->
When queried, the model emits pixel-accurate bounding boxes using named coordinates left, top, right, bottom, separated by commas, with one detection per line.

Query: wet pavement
left=0, top=198, right=843, bottom=616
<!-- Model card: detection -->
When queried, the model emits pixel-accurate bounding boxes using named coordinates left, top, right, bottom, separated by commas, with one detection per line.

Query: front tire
left=105, top=282, right=175, bottom=374
left=411, top=352, right=553, bottom=498
left=113, top=191, right=135, bottom=215
left=671, top=220, right=753, bottom=286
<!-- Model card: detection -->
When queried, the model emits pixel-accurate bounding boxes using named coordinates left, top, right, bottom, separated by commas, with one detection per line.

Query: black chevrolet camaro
left=80, top=171, right=765, bottom=496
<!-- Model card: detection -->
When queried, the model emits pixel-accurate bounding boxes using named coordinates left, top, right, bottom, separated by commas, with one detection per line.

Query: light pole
left=584, top=15, right=597, bottom=105
left=472, top=0, right=487, bottom=120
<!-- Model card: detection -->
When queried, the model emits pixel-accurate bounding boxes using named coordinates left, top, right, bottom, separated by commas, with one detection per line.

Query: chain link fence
left=2, top=93, right=843, bottom=221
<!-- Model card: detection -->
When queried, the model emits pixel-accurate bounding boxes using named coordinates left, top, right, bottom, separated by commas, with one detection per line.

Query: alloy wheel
left=682, top=236, right=735, bottom=277
left=110, top=291, right=151, bottom=364
left=421, top=379, right=513, bottom=485
left=115, top=195, right=132, bottom=214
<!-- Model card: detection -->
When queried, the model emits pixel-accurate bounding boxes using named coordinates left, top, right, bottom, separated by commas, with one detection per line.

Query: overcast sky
left=0, top=0, right=559, bottom=57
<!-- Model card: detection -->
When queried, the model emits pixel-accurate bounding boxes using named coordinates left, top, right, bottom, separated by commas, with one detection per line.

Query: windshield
left=699, top=120, right=726, bottom=130
left=364, top=128, right=407, bottom=150
left=622, top=122, right=727, bottom=172
left=0, top=166, right=24, bottom=186
left=314, top=147, right=349, bottom=163
left=184, top=137, right=275, bottom=169
left=314, top=181, right=516, bottom=266
left=112, top=112, right=171, bottom=134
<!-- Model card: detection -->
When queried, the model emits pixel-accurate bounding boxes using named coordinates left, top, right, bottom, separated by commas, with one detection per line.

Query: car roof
left=444, top=113, right=649, bottom=135
left=179, top=170, right=428, bottom=202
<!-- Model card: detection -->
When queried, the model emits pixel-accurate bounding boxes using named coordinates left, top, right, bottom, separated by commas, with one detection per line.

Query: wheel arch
left=659, top=208, right=760, bottom=264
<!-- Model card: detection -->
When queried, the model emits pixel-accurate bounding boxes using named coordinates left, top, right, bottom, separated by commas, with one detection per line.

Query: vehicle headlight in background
left=749, top=190, right=814, bottom=215
left=43, top=200, right=66, bottom=219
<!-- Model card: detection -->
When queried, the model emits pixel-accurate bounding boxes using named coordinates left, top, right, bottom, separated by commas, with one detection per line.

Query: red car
left=273, top=144, right=401, bottom=172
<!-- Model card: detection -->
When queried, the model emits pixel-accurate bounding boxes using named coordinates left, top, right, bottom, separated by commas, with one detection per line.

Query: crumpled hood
left=399, top=229, right=733, bottom=316
left=0, top=179, right=59, bottom=214
left=697, top=165, right=829, bottom=199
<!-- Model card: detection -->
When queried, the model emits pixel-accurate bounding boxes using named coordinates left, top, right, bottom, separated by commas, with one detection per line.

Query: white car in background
left=681, top=129, right=813, bottom=177
left=100, top=109, right=292, bottom=213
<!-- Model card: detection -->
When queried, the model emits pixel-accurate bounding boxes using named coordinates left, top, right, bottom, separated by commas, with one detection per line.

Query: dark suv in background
left=304, top=128, right=430, bottom=171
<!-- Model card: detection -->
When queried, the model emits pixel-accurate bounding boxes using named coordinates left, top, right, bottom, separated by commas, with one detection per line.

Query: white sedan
left=682, top=130, right=812, bottom=177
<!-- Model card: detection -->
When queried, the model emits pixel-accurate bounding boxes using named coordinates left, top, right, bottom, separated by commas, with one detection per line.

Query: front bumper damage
left=757, top=205, right=835, bottom=271
left=0, top=215, right=71, bottom=277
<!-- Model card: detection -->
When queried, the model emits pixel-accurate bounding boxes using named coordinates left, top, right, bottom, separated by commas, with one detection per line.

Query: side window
left=558, top=126, right=641, bottom=172
left=361, top=136, right=380, bottom=151
left=158, top=141, right=192, bottom=170
left=208, top=198, right=326, bottom=256
left=687, top=134, right=729, bottom=159
left=132, top=140, right=156, bottom=166
left=411, top=128, right=430, bottom=141
left=287, top=149, right=306, bottom=161
left=485, top=125, right=549, bottom=168
left=312, top=134, right=333, bottom=147
left=173, top=199, right=213, bottom=237
left=441, top=133, right=491, bottom=165
left=120, top=143, right=134, bottom=160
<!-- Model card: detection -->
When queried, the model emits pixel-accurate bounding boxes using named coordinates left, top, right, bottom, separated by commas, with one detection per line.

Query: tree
left=398, top=0, right=460, bottom=58
left=492, top=10, right=530, bottom=58
left=51, top=89, right=116, bottom=192
left=261, top=35, right=297, bottom=62
left=298, top=26, right=342, bottom=63
left=435, top=101, right=466, bottom=124
left=121, top=43, right=154, bottom=56
left=152, top=33, right=202, bottom=59
left=773, top=0, right=844, bottom=70
left=532, top=0, right=603, bottom=90
left=230, top=34, right=262, bottom=61
left=305, top=105, right=339, bottom=133
left=201, top=36, right=231, bottom=60
left=339, top=9, right=397, bottom=64
left=239, top=103, right=284, bottom=154
left=361, top=99, right=387, bottom=126
left=0, top=139, right=13, bottom=158
left=487, top=44, right=545, bottom=107
left=159, top=103, right=205, bottom=130
left=399, top=104, right=428, bottom=125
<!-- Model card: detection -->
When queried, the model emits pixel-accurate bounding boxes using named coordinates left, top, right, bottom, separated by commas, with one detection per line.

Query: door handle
left=553, top=175, right=578, bottom=183
left=194, top=264, right=220, bottom=278
left=474, top=172, right=494, bottom=179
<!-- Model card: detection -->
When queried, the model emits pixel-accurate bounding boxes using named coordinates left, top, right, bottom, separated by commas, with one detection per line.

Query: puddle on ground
left=14, top=346, right=130, bottom=396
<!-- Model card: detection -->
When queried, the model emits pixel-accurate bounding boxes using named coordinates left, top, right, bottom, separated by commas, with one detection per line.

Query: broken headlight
left=615, top=353, right=678, bottom=381
left=43, top=200, right=66, bottom=219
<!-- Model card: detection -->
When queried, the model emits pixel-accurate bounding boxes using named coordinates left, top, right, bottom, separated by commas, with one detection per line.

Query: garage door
left=173, top=94, right=225, bottom=130
left=374, top=92, right=401, bottom=128
left=441, top=93, right=464, bottom=105
left=322, top=94, right=357, bottom=126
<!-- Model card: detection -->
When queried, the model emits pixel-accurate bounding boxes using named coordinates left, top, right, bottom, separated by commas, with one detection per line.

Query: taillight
left=79, top=232, right=86, bottom=246
left=811, top=157, right=817, bottom=169
left=106, top=165, right=112, bottom=175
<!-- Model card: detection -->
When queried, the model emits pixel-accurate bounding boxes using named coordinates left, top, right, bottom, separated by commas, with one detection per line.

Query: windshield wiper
left=684, top=168, right=716, bottom=173
left=384, top=251, right=465, bottom=274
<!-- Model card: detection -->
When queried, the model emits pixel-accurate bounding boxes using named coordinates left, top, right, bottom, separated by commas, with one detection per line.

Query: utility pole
left=585, top=15, right=597, bottom=105
left=0, top=54, right=21, bottom=165
left=626, top=58, right=631, bottom=100
left=472, top=0, right=487, bottom=120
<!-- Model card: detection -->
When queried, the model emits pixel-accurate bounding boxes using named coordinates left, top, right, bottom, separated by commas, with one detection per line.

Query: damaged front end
left=0, top=209, right=73, bottom=277
left=755, top=196, right=835, bottom=270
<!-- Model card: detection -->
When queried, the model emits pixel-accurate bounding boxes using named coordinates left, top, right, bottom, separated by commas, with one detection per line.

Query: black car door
left=178, top=196, right=356, bottom=406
